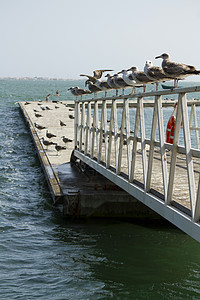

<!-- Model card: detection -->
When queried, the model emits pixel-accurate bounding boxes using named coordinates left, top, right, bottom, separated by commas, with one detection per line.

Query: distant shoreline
left=0, top=77, right=84, bottom=81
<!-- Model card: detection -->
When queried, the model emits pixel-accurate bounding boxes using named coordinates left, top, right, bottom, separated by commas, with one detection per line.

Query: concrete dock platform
left=19, top=100, right=155, bottom=218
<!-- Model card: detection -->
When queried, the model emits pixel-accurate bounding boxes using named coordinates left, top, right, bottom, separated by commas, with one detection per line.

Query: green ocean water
left=1, top=78, right=200, bottom=299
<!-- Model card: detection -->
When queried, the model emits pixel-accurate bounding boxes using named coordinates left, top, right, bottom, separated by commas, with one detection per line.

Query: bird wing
left=148, top=67, right=166, bottom=79
left=93, top=69, right=113, bottom=79
left=163, top=62, right=196, bottom=76
left=80, top=74, right=96, bottom=83
left=135, top=72, right=151, bottom=83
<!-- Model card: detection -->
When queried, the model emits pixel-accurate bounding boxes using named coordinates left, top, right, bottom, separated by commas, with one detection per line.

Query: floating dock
left=19, top=100, right=156, bottom=218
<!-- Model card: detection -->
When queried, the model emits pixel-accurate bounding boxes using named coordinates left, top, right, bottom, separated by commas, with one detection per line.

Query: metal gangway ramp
left=73, top=86, right=200, bottom=242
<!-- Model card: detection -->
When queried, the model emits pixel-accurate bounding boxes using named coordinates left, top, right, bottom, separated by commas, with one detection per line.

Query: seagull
left=34, top=123, right=46, bottom=130
left=69, top=114, right=75, bottom=119
left=105, top=73, right=120, bottom=95
left=155, top=53, right=200, bottom=88
left=55, top=144, right=66, bottom=155
left=41, top=137, right=56, bottom=149
left=127, top=67, right=156, bottom=92
left=74, top=87, right=91, bottom=96
left=85, top=80, right=102, bottom=95
left=45, top=105, right=52, bottom=110
left=60, top=120, right=66, bottom=126
left=68, top=87, right=78, bottom=96
left=62, top=136, right=73, bottom=143
left=144, top=60, right=172, bottom=91
left=35, top=113, right=43, bottom=118
left=46, top=130, right=56, bottom=139
left=33, top=108, right=39, bottom=112
left=80, top=74, right=110, bottom=96
left=113, top=74, right=131, bottom=94
left=117, top=70, right=138, bottom=93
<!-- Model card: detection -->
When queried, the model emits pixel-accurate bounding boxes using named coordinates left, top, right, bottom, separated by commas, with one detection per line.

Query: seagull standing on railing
left=144, top=60, right=172, bottom=91
left=85, top=80, right=102, bottom=95
left=105, top=73, right=120, bottom=95
left=155, top=53, right=200, bottom=88
left=117, top=69, right=138, bottom=93
left=80, top=74, right=111, bottom=97
left=112, top=74, right=131, bottom=95
left=127, top=66, right=155, bottom=92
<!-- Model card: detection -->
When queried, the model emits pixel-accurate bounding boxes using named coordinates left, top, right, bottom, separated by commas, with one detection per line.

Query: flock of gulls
left=25, top=97, right=74, bottom=155
left=68, top=53, right=200, bottom=98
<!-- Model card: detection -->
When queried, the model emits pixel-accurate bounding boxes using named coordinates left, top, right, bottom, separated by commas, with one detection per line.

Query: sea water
left=1, top=79, right=200, bottom=299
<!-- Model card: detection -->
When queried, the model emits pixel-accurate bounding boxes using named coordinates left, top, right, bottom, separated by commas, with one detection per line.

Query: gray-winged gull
left=155, top=53, right=200, bottom=87
left=127, top=66, right=155, bottom=92
left=144, top=60, right=172, bottom=90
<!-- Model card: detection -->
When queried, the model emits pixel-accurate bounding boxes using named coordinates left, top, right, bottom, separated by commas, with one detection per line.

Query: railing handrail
left=75, top=85, right=200, bottom=103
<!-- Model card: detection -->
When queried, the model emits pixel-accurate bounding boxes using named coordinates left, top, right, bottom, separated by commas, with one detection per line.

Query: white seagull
left=117, top=69, right=139, bottom=93
left=155, top=53, right=200, bottom=87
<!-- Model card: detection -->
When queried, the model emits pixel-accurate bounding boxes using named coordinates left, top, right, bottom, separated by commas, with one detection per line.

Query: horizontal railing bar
left=75, top=86, right=200, bottom=103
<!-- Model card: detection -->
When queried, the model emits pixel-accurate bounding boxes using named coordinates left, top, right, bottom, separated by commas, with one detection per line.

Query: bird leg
left=143, top=85, right=146, bottom=92
left=132, top=87, right=135, bottom=94
left=156, top=82, right=159, bottom=91
left=122, top=89, right=124, bottom=95
left=105, top=91, right=107, bottom=97
left=116, top=90, right=118, bottom=96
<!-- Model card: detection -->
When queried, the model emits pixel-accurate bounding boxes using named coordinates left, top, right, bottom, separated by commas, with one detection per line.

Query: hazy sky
left=1, top=0, right=200, bottom=79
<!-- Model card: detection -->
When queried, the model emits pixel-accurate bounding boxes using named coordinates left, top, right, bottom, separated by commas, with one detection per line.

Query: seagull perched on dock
left=144, top=60, right=172, bottom=91
left=34, top=123, right=46, bottom=130
left=55, top=144, right=66, bottom=155
left=35, top=113, right=43, bottom=118
left=62, top=136, right=73, bottom=143
left=155, top=53, right=200, bottom=88
left=46, top=130, right=56, bottom=139
left=60, top=120, right=66, bottom=126
left=41, top=137, right=56, bottom=149
left=127, top=67, right=155, bottom=92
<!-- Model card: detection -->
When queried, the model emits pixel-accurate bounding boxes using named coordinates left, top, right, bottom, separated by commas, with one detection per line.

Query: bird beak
left=117, top=71, right=122, bottom=74
left=127, top=68, right=131, bottom=71
left=155, top=55, right=161, bottom=59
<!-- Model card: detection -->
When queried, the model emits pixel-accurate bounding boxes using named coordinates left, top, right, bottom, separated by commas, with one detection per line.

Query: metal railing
left=73, top=86, right=200, bottom=241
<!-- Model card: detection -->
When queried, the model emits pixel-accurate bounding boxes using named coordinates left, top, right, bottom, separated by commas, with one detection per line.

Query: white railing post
left=74, top=101, right=79, bottom=149
left=181, top=94, right=196, bottom=221
left=124, top=98, right=131, bottom=180
left=146, top=97, right=158, bottom=192
left=117, top=101, right=126, bottom=175
left=167, top=93, right=183, bottom=204
left=157, top=95, right=168, bottom=201
left=129, top=100, right=140, bottom=182
left=139, top=97, right=147, bottom=190
left=79, top=102, right=85, bottom=152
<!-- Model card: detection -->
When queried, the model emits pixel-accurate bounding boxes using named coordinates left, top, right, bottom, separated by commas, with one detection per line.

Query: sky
left=1, top=0, right=200, bottom=79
